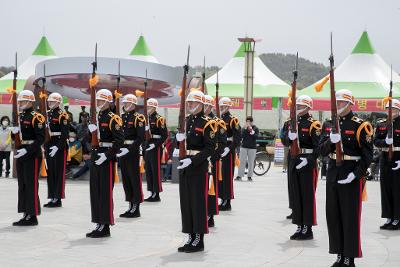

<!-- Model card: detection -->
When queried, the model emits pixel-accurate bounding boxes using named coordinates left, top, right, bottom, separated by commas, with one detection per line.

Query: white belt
left=50, top=132, right=61, bottom=136
left=124, top=140, right=135, bottom=145
left=99, top=142, right=113, bottom=148
left=329, top=153, right=361, bottom=161
left=152, top=135, right=161, bottom=139
left=21, top=140, right=34, bottom=145
left=227, top=137, right=233, bottom=141
left=187, top=150, right=201, bottom=156
left=382, top=147, right=400, bottom=152
left=300, top=148, right=313, bottom=154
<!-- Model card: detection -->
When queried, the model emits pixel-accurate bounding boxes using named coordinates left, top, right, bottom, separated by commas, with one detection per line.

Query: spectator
left=65, top=105, right=74, bottom=123
left=72, top=115, right=91, bottom=179
left=68, top=130, right=83, bottom=166
left=78, top=106, right=89, bottom=123
left=162, top=132, right=174, bottom=182
left=0, top=116, right=11, bottom=177
left=236, top=116, right=259, bottom=181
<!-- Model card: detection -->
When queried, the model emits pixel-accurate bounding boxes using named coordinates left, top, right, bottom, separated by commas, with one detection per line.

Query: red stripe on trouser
left=109, top=161, right=114, bottom=225
left=205, top=172, right=209, bottom=233
left=157, top=148, right=163, bottom=192
left=312, top=166, right=318, bottom=225
left=62, top=149, right=66, bottom=198
left=34, top=158, right=39, bottom=215
left=358, top=179, right=363, bottom=257
left=230, top=153, right=234, bottom=199
left=215, top=161, right=219, bottom=214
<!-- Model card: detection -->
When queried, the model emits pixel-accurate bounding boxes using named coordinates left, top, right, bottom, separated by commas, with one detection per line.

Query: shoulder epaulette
left=351, top=116, right=363, bottom=124
left=32, top=112, right=45, bottom=125
left=134, top=113, right=146, bottom=126
left=309, top=120, right=322, bottom=135
left=109, top=113, right=122, bottom=130
left=356, top=121, right=373, bottom=146
left=156, top=116, right=165, bottom=127
left=229, top=116, right=239, bottom=129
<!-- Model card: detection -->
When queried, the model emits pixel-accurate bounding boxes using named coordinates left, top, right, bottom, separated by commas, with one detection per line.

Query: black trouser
left=287, top=154, right=294, bottom=209
left=17, top=152, right=41, bottom=216
left=326, top=159, right=364, bottom=258
left=45, top=143, right=67, bottom=199
left=144, top=146, right=163, bottom=193
left=380, top=153, right=400, bottom=220
left=180, top=158, right=209, bottom=234
left=219, top=147, right=235, bottom=200
left=290, top=158, right=317, bottom=226
left=120, top=148, right=143, bottom=204
left=90, top=149, right=115, bottom=225
left=0, top=151, right=11, bottom=175
left=208, top=159, right=220, bottom=216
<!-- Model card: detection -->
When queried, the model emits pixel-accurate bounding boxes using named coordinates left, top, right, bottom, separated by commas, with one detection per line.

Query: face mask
left=48, top=102, right=59, bottom=110
left=96, top=102, right=107, bottom=112
left=296, top=107, right=307, bottom=115
left=221, top=106, right=229, bottom=114
left=69, top=137, right=76, bottom=143
left=337, top=103, right=349, bottom=116
left=2, top=120, right=9, bottom=127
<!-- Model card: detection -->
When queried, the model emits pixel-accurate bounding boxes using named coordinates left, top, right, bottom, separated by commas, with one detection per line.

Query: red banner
left=281, top=98, right=386, bottom=112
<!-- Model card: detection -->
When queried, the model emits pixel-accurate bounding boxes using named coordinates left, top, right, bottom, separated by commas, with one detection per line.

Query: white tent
left=0, top=35, right=57, bottom=93
left=206, top=42, right=290, bottom=98
left=126, top=35, right=159, bottom=63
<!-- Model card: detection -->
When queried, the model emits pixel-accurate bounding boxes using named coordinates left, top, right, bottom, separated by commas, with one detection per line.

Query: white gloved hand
left=88, top=124, right=98, bottom=133
left=49, top=146, right=59, bottom=157
left=338, top=172, right=356, bottom=184
left=295, top=157, right=308, bottom=170
left=330, top=133, right=341, bottom=144
left=385, top=136, right=394, bottom=145
left=11, top=127, right=20, bottom=134
left=145, top=125, right=150, bottom=131
left=221, top=147, right=230, bottom=158
left=116, top=148, right=129, bottom=158
left=175, top=133, right=186, bottom=142
left=146, top=143, right=155, bottom=151
left=288, top=131, right=297, bottom=141
left=177, top=158, right=192, bottom=170
left=172, top=148, right=179, bottom=157
left=14, top=148, right=27, bottom=159
left=250, top=130, right=255, bottom=135
left=95, top=153, right=107, bottom=165
left=392, top=160, right=400, bottom=171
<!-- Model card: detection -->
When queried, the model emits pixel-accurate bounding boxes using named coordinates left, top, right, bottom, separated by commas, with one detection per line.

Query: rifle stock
left=36, top=65, right=51, bottom=143
left=90, top=44, right=99, bottom=148
left=178, top=46, right=190, bottom=159
left=388, top=65, right=393, bottom=160
left=289, top=53, right=299, bottom=158
left=215, top=71, right=220, bottom=117
left=11, top=53, right=21, bottom=148
left=143, top=69, right=151, bottom=141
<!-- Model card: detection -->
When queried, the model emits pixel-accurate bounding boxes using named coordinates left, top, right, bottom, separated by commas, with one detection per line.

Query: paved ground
left=0, top=166, right=399, bottom=267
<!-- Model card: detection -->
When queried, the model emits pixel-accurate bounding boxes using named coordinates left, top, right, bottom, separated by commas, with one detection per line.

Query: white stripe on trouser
left=237, top=147, right=257, bottom=178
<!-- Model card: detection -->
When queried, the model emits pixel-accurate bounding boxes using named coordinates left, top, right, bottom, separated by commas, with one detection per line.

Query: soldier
left=86, top=89, right=124, bottom=238
left=281, top=120, right=294, bottom=220
left=374, top=99, right=400, bottom=230
left=282, top=95, right=321, bottom=240
left=116, top=94, right=145, bottom=218
left=175, top=91, right=216, bottom=253
left=320, top=89, right=373, bottom=267
left=203, top=94, right=227, bottom=227
left=144, top=98, right=168, bottom=202
left=12, top=90, right=45, bottom=226
left=64, top=105, right=73, bottom=124
left=218, top=97, right=241, bottom=211
left=79, top=106, right=89, bottom=124
left=44, top=92, right=69, bottom=208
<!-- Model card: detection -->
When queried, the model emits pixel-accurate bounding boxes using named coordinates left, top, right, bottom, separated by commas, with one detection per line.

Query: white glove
left=392, top=160, right=400, bottom=171
left=175, top=133, right=186, bottom=142
left=250, top=130, right=255, bottom=135
left=172, top=148, right=179, bottom=157
left=177, top=158, right=192, bottom=170
left=295, top=157, right=308, bottom=170
left=330, top=133, right=341, bottom=144
left=338, top=172, right=356, bottom=184
left=221, top=147, right=230, bottom=158
left=11, top=127, right=20, bottom=134
left=145, top=125, right=150, bottom=131
left=49, top=146, right=59, bottom=157
left=146, top=143, right=155, bottom=151
left=88, top=124, right=98, bottom=133
left=95, top=153, right=107, bottom=165
left=288, top=131, right=297, bottom=141
left=116, top=148, right=129, bottom=158
left=385, top=136, right=394, bottom=145
left=14, top=148, right=27, bottom=159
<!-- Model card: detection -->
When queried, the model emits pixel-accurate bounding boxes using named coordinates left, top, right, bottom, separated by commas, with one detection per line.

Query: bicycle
left=243, top=150, right=273, bottom=177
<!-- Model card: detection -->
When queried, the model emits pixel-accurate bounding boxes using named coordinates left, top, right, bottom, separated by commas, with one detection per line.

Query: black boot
left=53, top=199, right=62, bottom=208
left=342, top=257, right=355, bottom=267
left=297, top=225, right=313, bottom=240
left=290, top=225, right=302, bottom=240
left=91, top=224, right=110, bottom=238
left=208, top=215, right=215, bottom=228
left=86, top=224, right=100, bottom=237
left=12, top=214, right=27, bottom=226
left=380, top=219, right=393, bottom=230
left=13, top=215, right=38, bottom=226
left=234, top=176, right=242, bottom=181
left=185, top=233, right=204, bottom=253
left=144, top=193, right=154, bottom=202
left=286, top=212, right=293, bottom=220
left=44, top=200, right=54, bottom=208
left=247, top=177, right=253, bottom=182
left=220, top=200, right=231, bottom=211
left=330, top=254, right=343, bottom=267
left=120, top=202, right=133, bottom=217
left=152, top=193, right=161, bottom=202
left=387, top=220, right=400, bottom=230
left=178, top=234, right=194, bottom=252
left=126, top=203, right=141, bottom=218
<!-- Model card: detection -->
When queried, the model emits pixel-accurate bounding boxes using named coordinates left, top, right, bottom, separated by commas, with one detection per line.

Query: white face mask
left=96, top=101, right=107, bottom=112
left=296, top=107, right=308, bottom=116
left=337, top=102, right=350, bottom=116
left=2, top=120, right=9, bottom=127
left=69, top=137, right=76, bottom=143
left=48, top=101, right=59, bottom=110
left=221, top=106, right=229, bottom=115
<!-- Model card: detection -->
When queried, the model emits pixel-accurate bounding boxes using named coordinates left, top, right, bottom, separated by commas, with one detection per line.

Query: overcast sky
left=1, top=0, right=399, bottom=70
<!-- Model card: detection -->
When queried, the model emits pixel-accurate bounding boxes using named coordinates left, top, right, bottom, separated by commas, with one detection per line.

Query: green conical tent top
left=233, top=42, right=258, bottom=58
left=129, top=36, right=153, bottom=56
left=32, top=36, right=56, bottom=56
left=351, top=31, right=375, bottom=54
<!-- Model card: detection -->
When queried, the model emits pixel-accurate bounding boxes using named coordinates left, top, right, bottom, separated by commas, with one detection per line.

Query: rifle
left=178, top=46, right=190, bottom=159
left=387, top=65, right=394, bottom=160
left=36, top=64, right=51, bottom=143
left=329, top=33, right=343, bottom=166
left=201, top=56, right=206, bottom=93
left=89, top=43, right=99, bottom=148
left=114, top=60, right=121, bottom=116
left=143, top=69, right=151, bottom=141
left=215, top=71, right=220, bottom=117
left=289, top=53, right=299, bottom=158
left=11, top=53, right=21, bottom=148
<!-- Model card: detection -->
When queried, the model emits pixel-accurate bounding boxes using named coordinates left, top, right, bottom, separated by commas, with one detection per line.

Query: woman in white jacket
left=0, top=116, right=12, bottom=177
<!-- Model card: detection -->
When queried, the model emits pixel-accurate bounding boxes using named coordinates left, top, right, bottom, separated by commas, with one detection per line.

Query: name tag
left=23, top=121, right=31, bottom=125
left=100, top=123, right=108, bottom=127
left=379, top=127, right=387, bottom=131
left=395, top=129, right=400, bottom=133
left=195, top=127, right=203, bottom=133
left=301, top=128, right=309, bottom=132
left=325, top=127, right=331, bottom=132
left=128, top=122, right=134, bottom=125
left=345, top=130, right=355, bottom=135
